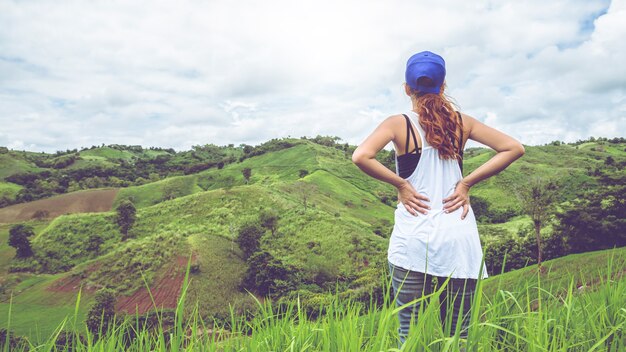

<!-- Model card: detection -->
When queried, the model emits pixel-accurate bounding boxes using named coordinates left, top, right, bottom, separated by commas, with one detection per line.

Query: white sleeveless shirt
left=387, top=110, right=489, bottom=279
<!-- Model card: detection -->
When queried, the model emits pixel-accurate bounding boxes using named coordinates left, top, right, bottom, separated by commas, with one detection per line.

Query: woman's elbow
left=351, top=149, right=369, bottom=165
left=352, top=151, right=364, bottom=165
left=514, top=144, right=526, bottom=158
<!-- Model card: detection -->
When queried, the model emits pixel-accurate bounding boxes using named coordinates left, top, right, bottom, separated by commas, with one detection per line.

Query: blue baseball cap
left=405, top=51, right=446, bottom=94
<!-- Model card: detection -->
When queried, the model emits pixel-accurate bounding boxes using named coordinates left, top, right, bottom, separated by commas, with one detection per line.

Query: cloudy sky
left=1, top=0, right=625, bottom=153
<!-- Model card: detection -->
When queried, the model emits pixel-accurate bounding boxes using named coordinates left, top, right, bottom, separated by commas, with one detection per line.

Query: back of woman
left=389, top=109, right=488, bottom=280
left=352, top=50, right=525, bottom=348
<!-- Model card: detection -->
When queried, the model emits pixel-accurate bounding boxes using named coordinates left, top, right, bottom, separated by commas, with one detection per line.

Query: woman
left=352, top=51, right=525, bottom=347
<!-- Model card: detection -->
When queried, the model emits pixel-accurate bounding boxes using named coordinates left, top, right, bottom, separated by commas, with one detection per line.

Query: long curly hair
left=407, top=82, right=462, bottom=162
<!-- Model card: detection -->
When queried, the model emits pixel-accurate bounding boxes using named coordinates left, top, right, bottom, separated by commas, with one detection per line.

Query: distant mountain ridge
left=1, top=135, right=624, bottom=219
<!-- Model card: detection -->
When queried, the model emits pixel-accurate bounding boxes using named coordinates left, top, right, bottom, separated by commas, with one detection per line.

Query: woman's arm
left=443, top=113, right=525, bottom=218
left=352, top=115, right=431, bottom=216
left=460, top=113, right=526, bottom=188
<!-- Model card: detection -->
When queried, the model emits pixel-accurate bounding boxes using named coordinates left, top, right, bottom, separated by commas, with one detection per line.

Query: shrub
left=242, top=168, right=252, bottom=184
left=86, top=288, right=117, bottom=337
left=236, top=222, right=265, bottom=259
left=553, top=183, right=625, bottom=254
left=116, top=200, right=136, bottom=240
left=8, top=257, right=40, bottom=273
left=0, top=329, right=28, bottom=350
left=259, top=208, right=279, bottom=236
left=190, top=263, right=200, bottom=274
left=54, top=330, right=87, bottom=351
left=484, top=236, right=534, bottom=275
left=241, top=250, right=294, bottom=297
left=8, top=224, right=35, bottom=258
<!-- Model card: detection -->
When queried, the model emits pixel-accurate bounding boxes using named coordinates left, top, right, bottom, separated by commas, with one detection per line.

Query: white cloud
left=0, top=0, right=624, bottom=153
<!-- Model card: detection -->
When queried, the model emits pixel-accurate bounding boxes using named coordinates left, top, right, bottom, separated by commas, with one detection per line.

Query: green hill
left=2, top=244, right=624, bottom=346
left=1, top=137, right=624, bottom=215
left=0, top=142, right=242, bottom=206
left=464, top=142, right=613, bottom=213
left=482, top=246, right=626, bottom=298
left=0, top=136, right=624, bottom=344
left=0, top=153, right=40, bottom=182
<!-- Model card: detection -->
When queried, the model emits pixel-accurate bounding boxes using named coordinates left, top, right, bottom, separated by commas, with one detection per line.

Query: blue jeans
left=387, top=260, right=476, bottom=347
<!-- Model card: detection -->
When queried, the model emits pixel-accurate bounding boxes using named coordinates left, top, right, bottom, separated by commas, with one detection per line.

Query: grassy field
left=0, top=273, right=94, bottom=344
left=0, top=181, right=22, bottom=200
left=112, top=142, right=320, bottom=208
left=113, top=175, right=204, bottom=208
left=1, top=138, right=624, bottom=349
left=2, top=246, right=624, bottom=350
left=78, top=147, right=139, bottom=161
left=185, top=233, right=258, bottom=320
left=482, top=246, right=626, bottom=298
left=0, top=153, right=40, bottom=180
left=0, top=171, right=391, bottom=344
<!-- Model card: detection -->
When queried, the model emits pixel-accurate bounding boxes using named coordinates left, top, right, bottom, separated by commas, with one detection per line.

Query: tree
left=310, top=135, right=341, bottom=147
left=236, top=222, right=265, bottom=259
left=469, top=195, right=491, bottom=223
left=554, top=183, right=625, bottom=254
left=86, top=288, right=117, bottom=337
left=241, top=250, right=293, bottom=297
left=484, top=235, right=534, bottom=275
left=116, top=200, right=136, bottom=240
left=259, top=209, right=279, bottom=237
left=342, top=142, right=350, bottom=153
left=514, top=177, right=559, bottom=272
left=241, top=144, right=253, bottom=154
left=161, top=182, right=178, bottom=201
left=298, top=169, right=309, bottom=178
left=542, top=228, right=570, bottom=261
left=8, top=224, right=35, bottom=258
left=605, top=156, right=615, bottom=167
left=242, top=168, right=252, bottom=184
left=283, top=180, right=318, bottom=211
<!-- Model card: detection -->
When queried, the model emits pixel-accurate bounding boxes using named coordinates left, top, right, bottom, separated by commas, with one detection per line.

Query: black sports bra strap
left=404, top=115, right=410, bottom=154
left=402, top=114, right=419, bottom=155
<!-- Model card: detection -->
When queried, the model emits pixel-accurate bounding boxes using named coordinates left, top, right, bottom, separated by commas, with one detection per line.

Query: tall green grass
left=3, top=247, right=625, bottom=351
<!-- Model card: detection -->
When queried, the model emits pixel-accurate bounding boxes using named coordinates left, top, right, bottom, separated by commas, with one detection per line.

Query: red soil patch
left=115, top=255, right=195, bottom=315
left=47, top=263, right=103, bottom=294
left=0, top=188, right=119, bottom=223
left=47, top=274, right=98, bottom=294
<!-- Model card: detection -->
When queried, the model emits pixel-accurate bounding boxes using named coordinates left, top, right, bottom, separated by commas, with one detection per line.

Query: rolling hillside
left=0, top=137, right=624, bottom=343
left=0, top=140, right=398, bottom=342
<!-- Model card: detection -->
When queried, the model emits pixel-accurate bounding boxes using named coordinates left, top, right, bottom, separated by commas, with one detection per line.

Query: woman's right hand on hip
left=397, top=180, right=430, bottom=216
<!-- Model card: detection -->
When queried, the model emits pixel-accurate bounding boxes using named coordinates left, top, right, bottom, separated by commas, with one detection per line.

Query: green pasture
left=2, top=246, right=624, bottom=350
left=0, top=153, right=40, bottom=180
